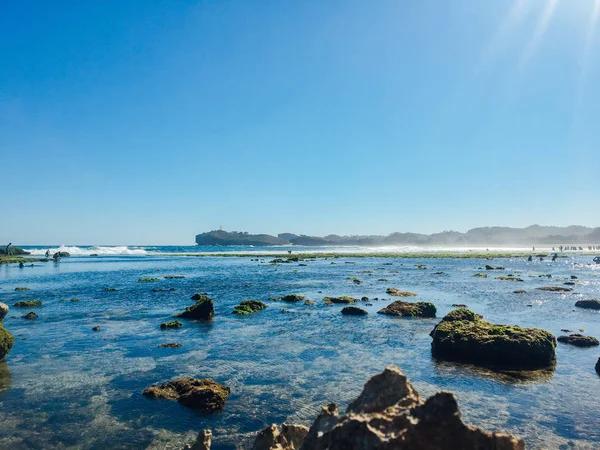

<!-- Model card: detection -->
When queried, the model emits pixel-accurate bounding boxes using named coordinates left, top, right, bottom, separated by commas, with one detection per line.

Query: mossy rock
left=14, top=287, right=30, bottom=291
left=575, top=299, right=600, bottom=310
left=378, top=301, right=436, bottom=318
left=143, top=377, right=230, bottom=412
left=347, top=277, right=362, bottom=285
left=175, top=296, right=214, bottom=320
left=0, top=303, right=8, bottom=322
left=304, top=300, right=315, bottom=306
left=158, top=343, right=182, bottom=348
left=233, top=300, right=267, bottom=315
left=323, top=296, right=358, bottom=304
left=139, top=277, right=160, bottom=282
left=70, top=298, right=79, bottom=302
left=496, top=276, right=524, bottom=282
left=341, top=306, right=368, bottom=316
left=386, top=288, right=418, bottom=297
left=164, top=275, right=185, bottom=279
left=430, top=309, right=556, bottom=370
left=0, top=326, right=14, bottom=361
left=270, top=294, right=305, bottom=303
left=0, top=247, right=29, bottom=256
left=557, top=334, right=599, bottom=347
left=22, top=312, right=38, bottom=320
left=104, top=287, right=117, bottom=291
left=13, top=300, right=42, bottom=308
left=473, top=273, right=488, bottom=278
left=160, top=320, right=183, bottom=329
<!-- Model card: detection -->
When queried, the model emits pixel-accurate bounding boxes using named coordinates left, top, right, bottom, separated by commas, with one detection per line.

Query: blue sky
left=1, top=0, right=599, bottom=245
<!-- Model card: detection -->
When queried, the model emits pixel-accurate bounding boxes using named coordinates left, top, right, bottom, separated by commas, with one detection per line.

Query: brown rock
left=183, top=430, right=212, bottom=450
left=253, top=366, right=524, bottom=450
left=143, top=377, right=230, bottom=412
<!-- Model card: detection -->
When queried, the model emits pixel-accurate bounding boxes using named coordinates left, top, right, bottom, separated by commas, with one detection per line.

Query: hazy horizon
left=2, top=0, right=599, bottom=244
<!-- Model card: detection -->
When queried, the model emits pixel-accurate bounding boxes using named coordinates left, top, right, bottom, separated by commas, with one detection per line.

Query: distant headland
left=196, top=225, right=600, bottom=247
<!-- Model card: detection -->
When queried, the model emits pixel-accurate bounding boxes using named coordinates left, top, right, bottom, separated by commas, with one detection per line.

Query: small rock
left=557, top=334, right=599, bottom=347
left=341, top=306, right=368, bottom=316
left=92, top=326, right=101, bottom=331
left=22, top=312, right=38, bottom=320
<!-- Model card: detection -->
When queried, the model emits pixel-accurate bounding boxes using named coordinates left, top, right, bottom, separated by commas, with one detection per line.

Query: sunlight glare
left=518, top=0, right=560, bottom=68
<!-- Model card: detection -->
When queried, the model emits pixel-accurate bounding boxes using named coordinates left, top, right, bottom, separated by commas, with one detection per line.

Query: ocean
left=1, top=247, right=599, bottom=449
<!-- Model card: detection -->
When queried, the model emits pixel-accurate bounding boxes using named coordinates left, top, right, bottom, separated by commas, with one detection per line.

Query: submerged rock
left=513, top=290, right=527, bottom=294
left=271, top=294, right=306, bottom=303
left=252, top=366, right=524, bottom=450
left=13, top=300, right=42, bottom=308
left=575, top=299, right=600, bottom=310
left=535, top=286, right=573, bottom=292
left=473, top=273, right=488, bottom=278
left=557, top=334, right=599, bottom=347
left=341, top=306, right=368, bottom=316
left=596, top=358, right=600, bottom=376
left=22, top=312, right=38, bottom=320
left=175, top=295, right=214, bottom=320
left=160, top=320, right=183, bottom=329
left=303, top=300, right=315, bottom=306
left=0, top=303, right=14, bottom=361
left=386, top=288, right=418, bottom=297
left=138, top=277, right=160, bottom=282
left=324, top=296, right=358, bottom=304
left=496, top=276, right=524, bottom=282
left=378, top=301, right=436, bottom=318
left=158, top=342, right=182, bottom=348
left=143, top=377, right=230, bottom=412
left=92, top=326, right=101, bottom=331
left=233, top=300, right=267, bottom=315
left=14, top=287, right=30, bottom=291
left=430, top=309, right=556, bottom=370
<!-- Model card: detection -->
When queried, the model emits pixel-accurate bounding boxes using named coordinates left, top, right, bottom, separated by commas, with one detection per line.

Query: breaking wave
left=26, top=246, right=150, bottom=256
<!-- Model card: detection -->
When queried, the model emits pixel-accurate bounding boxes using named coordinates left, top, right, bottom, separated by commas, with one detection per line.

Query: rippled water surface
left=1, top=254, right=599, bottom=449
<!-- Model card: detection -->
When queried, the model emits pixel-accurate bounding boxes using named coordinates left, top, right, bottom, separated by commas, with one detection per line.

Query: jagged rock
left=143, top=377, right=230, bottom=412
left=341, top=306, right=368, bottom=316
left=183, top=430, right=212, bottom=450
left=22, top=312, right=38, bottom=320
left=557, top=334, right=599, bottom=347
left=253, top=424, right=309, bottom=450
left=0, top=303, right=14, bottom=361
left=430, top=309, right=556, bottom=370
left=575, top=299, right=600, bottom=310
left=233, top=300, right=267, bottom=315
left=378, top=301, right=436, bottom=318
left=175, top=295, right=214, bottom=320
left=253, top=366, right=524, bottom=450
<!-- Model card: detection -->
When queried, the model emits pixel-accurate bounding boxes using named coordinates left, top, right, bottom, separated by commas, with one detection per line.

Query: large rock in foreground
left=0, top=303, right=14, bottom=361
left=378, top=300, right=436, bottom=318
left=143, top=377, right=230, bottom=412
left=175, top=295, right=214, bottom=320
left=430, top=309, right=556, bottom=370
left=252, top=366, right=524, bottom=450
left=575, top=299, right=600, bottom=310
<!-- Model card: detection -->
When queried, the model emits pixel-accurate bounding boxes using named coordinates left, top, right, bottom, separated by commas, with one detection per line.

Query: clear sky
left=1, top=0, right=599, bottom=245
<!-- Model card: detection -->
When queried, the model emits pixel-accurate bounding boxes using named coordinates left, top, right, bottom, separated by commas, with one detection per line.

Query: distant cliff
left=195, top=225, right=600, bottom=247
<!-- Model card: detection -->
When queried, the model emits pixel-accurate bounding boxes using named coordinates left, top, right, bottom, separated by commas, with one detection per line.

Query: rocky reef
left=430, top=309, right=556, bottom=370
left=270, top=294, right=305, bottom=303
left=233, top=300, right=267, bottom=315
left=0, top=303, right=14, bottom=361
left=378, top=301, right=436, bottom=318
left=13, top=300, right=43, bottom=308
left=341, top=306, right=368, bottom=316
left=386, top=288, right=418, bottom=297
left=575, top=299, right=600, bottom=310
left=246, top=366, right=524, bottom=450
left=557, top=334, right=599, bottom=347
left=175, top=295, right=214, bottom=320
left=143, top=377, right=230, bottom=412
left=324, top=296, right=358, bottom=304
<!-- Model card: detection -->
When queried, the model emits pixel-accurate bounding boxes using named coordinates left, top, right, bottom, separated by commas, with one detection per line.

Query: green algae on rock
left=378, top=301, right=436, bottom=318
left=138, top=277, right=160, bottom=282
left=14, top=287, right=30, bottom=291
left=473, top=273, right=488, bottom=278
left=233, top=300, right=267, bottom=315
left=175, top=295, right=214, bottom=320
left=22, top=312, right=38, bottom=320
left=557, top=334, right=599, bottom=347
left=323, top=296, right=358, bottom=304
left=535, top=286, right=573, bottom=292
left=143, top=377, right=230, bottom=412
left=160, top=320, right=183, bottom=329
left=430, top=309, right=556, bottom=370
left=0, top=303, right=14, bottom=361
left=164, top=275, right=185, bottom=279
left=386, top=288, right=418, bottom=297
left=104, top=287, right=117, bottom=291
left=13, top=300, right=42, bottom=308
left=496, top=276, right=524, bottom=282
left=269, top=294, right=305, bottom=303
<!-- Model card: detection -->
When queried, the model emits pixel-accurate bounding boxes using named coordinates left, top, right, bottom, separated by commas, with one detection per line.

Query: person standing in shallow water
left=45, top=249, right=50, bottom=258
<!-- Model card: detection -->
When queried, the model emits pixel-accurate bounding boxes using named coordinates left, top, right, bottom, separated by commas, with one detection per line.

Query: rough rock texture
left=13, top=300, right=42, bottom=308
left=596, top=358, right=600, bottom=376
left=160, top=320, right=183, bottom=329
left=557, top=334, right=599, bottom=347
left=324, top=296, right=358, bottom=304
left=253, top=424, right=309, bottom=450
left=430, top=309, right=556, bottom=370
left=341, top=306, right=368, bottom=316
left=22, top=312, right=38, bottom=320
left=378, top=301, right=436, bottom=318
left=386, top=288, right=418, bottom=297
left=233, top=300, right=267, bottom=315
left=535, top=286, right=573, bottom=292
left=0, top=303, right=14, bottom=361
left=143, top=377, right=230, bottom=412
left=175, top=296, right=214, bottom=320
left=183, top=430, right=212, bottom=450
left=252, top=366, right=524, bottom=450
left=575, top=299, right=600, bottom=310
left=272, top=294, right=305, bottom=303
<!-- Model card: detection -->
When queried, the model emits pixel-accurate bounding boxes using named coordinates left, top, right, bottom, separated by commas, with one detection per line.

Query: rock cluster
left=0, top=303, right=14, bottom=361
left=430, top=309, right=556, bottom=370
left=233, top=300, right=267, bottom=315
left=143, top=377, right=230, bottom=412
left=378, top=301, right=436, bottom=318
left=250, top=366, right=524, bottom=450
left=175, top=295, right=214, bottom=320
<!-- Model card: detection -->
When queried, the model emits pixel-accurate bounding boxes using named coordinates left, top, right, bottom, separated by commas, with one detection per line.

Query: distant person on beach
left=552, top=254, right=557, bottom=261
left=527, top=255, right=532, bottom=261
left=5, top=243, right=12, bottom=255
left=532, top=246, right=535, bottom=251
left=45, top=249, right=50, bottom=258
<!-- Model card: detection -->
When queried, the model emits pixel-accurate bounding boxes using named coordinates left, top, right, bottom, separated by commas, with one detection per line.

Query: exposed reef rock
left=270, top=294, right=305, bottom=303
left=22, top=312, right=38, bottom=320
left=158, top=343, right=182, bottom=348
left=251, top=366, right=524, bottom=450
left=13, top=300, right=42, bottom=308
left=183, top=430, right=212, bottom=450
left=143, top=377, right=230, bottom=412
left=378, top=301, right=436, bottom=318
left=596, top=358, right=600, bottom=376
left=386, top=288, right=418, bottom=297
left=324, top=296, right=358, bottom=304
left=575, top=299, right=600, bottom=310
left=341, top=306, right=368, bottom=316
left=0, top=303, right=14, bottom=361
left=557, top=334, right=599, bottom=347
left=233, top=300, right=267, bottom=315
left=175, top=295, right=214, bottom=320
left=430, top=309, right=556, bottom=370
left=160, top=320, right=183, bottom=329
left=535, top=286, right=573, bottom=292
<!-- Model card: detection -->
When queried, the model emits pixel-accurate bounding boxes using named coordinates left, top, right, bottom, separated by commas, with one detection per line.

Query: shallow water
left=1, top=254, right=599, bottom=449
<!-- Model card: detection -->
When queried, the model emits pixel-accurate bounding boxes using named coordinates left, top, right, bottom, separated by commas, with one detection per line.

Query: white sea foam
left=26, top=245, right=149, bottom=256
